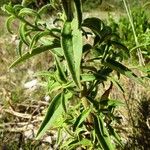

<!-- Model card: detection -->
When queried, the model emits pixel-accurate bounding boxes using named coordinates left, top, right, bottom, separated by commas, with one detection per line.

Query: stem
left=81, top=84, right=93, bottom=124
left=122, top=0, right=145, bottom=66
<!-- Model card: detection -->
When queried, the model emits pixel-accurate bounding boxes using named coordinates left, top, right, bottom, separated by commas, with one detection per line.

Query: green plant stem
left=122, top=0, right=145, bottom=66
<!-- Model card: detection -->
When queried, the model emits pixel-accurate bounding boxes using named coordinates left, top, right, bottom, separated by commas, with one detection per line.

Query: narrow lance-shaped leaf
left=73, top=108, right=91, bottom=131
left=93, top=114, right=115, bottom=150
left=29, top=30, right=51, bottom=50
left=72, top=19, right=83, bottom=88
left=61, top=0, right=73, bottom=21
left=9, top=42, right=60, bottom=68
left=18, top=7, right=38, bottom=17
left=104, top=58, right=144, bottom=85
left=36, top=91, right=72, bottom=139
left=19, top=22, right=29, bottom=45
left=54, top=54, right=67, bottom=83
left=16, top=40, right=23, bottom=57
left=36, top=92, right=62, bottom=139
left=73, top=0, right=82, bottom=28
left=6, top=15, right=16, bottom=34
left=61, top=20, right=82, bottom=89
left=108, top=125, right=123, bottom=147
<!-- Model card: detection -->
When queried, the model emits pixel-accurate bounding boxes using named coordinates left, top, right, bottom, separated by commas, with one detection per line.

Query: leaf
left=68, top=139, right=92, bottom=149
left=19, top=22, right=29, bottom=45
left=61, top=0, right=73, bottom=21
left=2, top=4, right=15, bottom=15
left=38, top=4, right=52, bottom=15
left=9, top=42, right=60, bottom=68
left=100, top=99, right=124, bottom=107
left=36, top=92, right=62, bottom=139
left=54, top=55, right=67, bottom=83
left=48, top=82, right=62, bottom=93
left=61, top=20, right=82, bottom=89
left=13, top=4, right=24, bottom=13
left=29, top=30, right=51, bottom=49
left=93, top=114, right=115, bottom=150
left=73, top=0, right=82, bottom=28
left=5, top=15, right=16, bottom=34
left=72, top=19, right=83, bottom=87
left=61, top=92, right=67, bottom=113
left=19, top=8, right=38, bottom=17
left=104, top=58, right=144, bottom=85
left=16, top=40, right=23, bottom=57
left=82, top=17, right=104, bottom=36
left=108, top=77, right=124, bottom=93
left=108, top=125, right=123, bottom=147
left=81, top=73, right=96, bottom=82
left=98, top=26, right=112, bottom=43
left=73, top=108, right=91, bottom=131
left=110, top=40, right=130, bottom=58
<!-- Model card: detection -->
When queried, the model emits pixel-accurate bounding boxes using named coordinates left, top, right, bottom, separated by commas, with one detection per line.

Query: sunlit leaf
left=16, top=40, right=23, bottom=57
left=9, top=43, right=60, bottom=68
left=93, top=114, right=115, bottom=150
left=36, top=92, right=62, bottom=139
left=19, top=8, right=38, bottom=17
left=54, top=55, right=67, bottom=83
left=19, top=22, right=29, bottom=45
left=29, top=30, right=51, bottom=49
left=61, top=20, right=82, bottom=89
left=73, top=108, right=91, bottom=131
left=108, top=125, right=123, bottom=147
left=6, top=15, right=16, bottom=34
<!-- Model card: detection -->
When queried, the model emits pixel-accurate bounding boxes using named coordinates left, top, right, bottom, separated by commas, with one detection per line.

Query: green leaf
left=19, top=22, right=29, bottom=45
left=100, top=99, right=124, bottom=107
left=61, top=0, right=73, bottom=21
left=16, top=40, right=23, bottom=57
left=13, top=4, right=24, bottom=13
left=108, top=125, right=123, bottom=147
left=48, top=81, right=62, bottom=93
left=73, top=108, right=91, bottom=131
left=36, top=91, right=72, bottom=139
left=73, top=0, right=82, bottom=28
left=2, top=4, right=14, bottom=15
left=82, top=17, right=104, bottom=36
left=29, top=30, right=51, bottom=49
left=93, top=114, right=115, bottom=150
left=38, top=4, right=52, bottom=15
left=36, top=92, right=62, bottom=139
left=9, top=43, right=60, bottom=68
left=108, top=77, right=124, bottom=93
left=19, top=8, right=38, bottom=17
left=104, top=58, right=144, bottom=85
left=54, top=55, right=67, bottom=83
left=61, top=20, right=82, bottom=89
left=110, top=40, right=130, bottom=58
left=5, top=15, right=16, bottom=34
left=68, top=139, right=92, bottom=149
left=61, top=92, right=67, bottom=113
left=81, top=73, right=96, bottom=82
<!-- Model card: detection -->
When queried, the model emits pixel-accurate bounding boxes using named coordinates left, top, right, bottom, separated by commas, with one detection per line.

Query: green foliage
left=2, top=0, right=147, bottom=149
left=108, top=6, right=150, bottom=63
